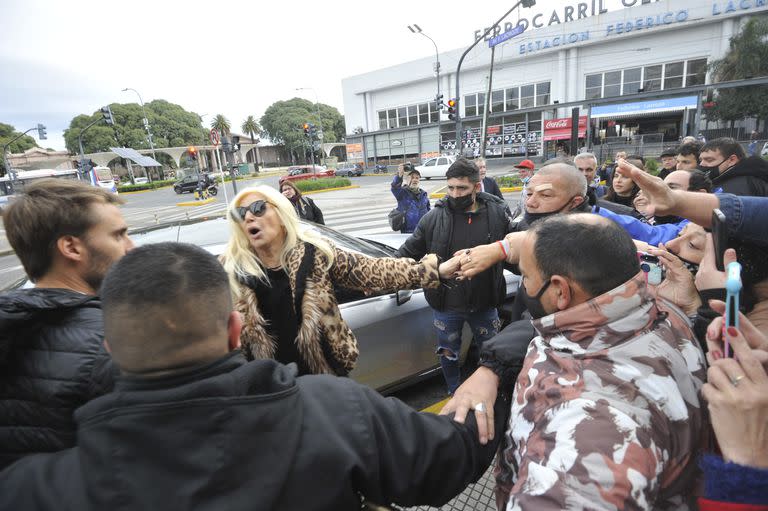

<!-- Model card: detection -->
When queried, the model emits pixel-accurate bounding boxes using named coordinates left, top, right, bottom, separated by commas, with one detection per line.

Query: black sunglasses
left=232, top=200, right=268, bottom=221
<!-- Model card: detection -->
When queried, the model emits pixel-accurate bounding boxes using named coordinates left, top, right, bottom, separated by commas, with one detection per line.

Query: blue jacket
left=594, top=206, right=687, bottom=245
left=391, top=175, right=430, bottom=233
left=717, top=193, right=768, bottom=248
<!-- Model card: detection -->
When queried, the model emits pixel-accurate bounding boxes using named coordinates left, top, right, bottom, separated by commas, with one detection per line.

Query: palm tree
left=241, top=115, right=262, bottom=171
left=211, top=114, right=231, bottom=135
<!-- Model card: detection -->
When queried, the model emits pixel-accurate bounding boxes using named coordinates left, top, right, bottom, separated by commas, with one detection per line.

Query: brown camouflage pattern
left=496, top=272, right=708, bottom=511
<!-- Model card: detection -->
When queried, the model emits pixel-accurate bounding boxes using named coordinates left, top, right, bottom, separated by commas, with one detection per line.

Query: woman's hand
left=706, top=300, right=768, bottom=368
left=440, top=367, right=499, bottom=445
left=695, top=234, right=738, bottom=291
left=438, top=255, right=461, bottom=280
left=702, top=322, right=768, bottom=469
left=648, top=245, right=701, bottom=316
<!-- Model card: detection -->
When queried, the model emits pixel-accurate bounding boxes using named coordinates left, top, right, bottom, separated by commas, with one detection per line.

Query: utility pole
left=454, top=0, right=537, bottom=153
left=480, top=45, right=496, bottom=158
left=2, top=124, right=47, bottom=191
left=408, top=25, right=443, bottom=153
left=122, top=88, right=158, bottom=180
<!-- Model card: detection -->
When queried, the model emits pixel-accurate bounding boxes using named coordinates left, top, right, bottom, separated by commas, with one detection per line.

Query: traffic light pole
left=2, top=127, right=40, bottom=189
left=454, top=0, right=533, bottom=154
left=77, top=118, right=103, bottom=184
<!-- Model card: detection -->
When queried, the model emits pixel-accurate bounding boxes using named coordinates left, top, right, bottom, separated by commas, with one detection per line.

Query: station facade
left=341, top=0, right=768, bottom=165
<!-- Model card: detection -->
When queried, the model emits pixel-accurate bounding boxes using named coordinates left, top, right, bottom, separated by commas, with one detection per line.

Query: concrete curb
left=303, top=185, right=359, bottom=195
left=176, top=198, right=217, bottom=207
left=0, top=249, right=15, bottom=257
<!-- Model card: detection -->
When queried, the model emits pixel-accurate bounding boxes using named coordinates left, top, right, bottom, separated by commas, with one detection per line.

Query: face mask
left=523, top=196, right=578, bottom=225
left=522, top=176, right=531, bottom=185
left=522, top=278, right=551, bottom=319
left=697, top=160, right=726, bottom=181
left=677, top=255, right=699, bottom=275
left=447, top=194, right=474, bottom=211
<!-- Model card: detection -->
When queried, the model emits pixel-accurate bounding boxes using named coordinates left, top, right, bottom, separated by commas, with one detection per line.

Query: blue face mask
left=522, top=176, right=531, bottom=185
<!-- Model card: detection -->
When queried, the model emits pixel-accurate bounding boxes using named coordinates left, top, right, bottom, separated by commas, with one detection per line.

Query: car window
left=438, top=158, right=448, bottom=166
left=424, top=159, right=436, bottom=167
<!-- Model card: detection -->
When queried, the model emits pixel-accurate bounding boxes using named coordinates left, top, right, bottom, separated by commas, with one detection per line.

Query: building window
left=418, top=103, right=429, bottom=124
left=604, top=71, right=621, bottom=97
left=686, top=58, right=707, bottom=86
left=477, top=93, right=486, bottom=116
left=585, top=74, right=602, bottom=99
left=535, top=82, right=550, bottom=106
left=664, top=61, right=684, bottom=89
left=407, top=105, right=418, bottom=126
left=397, top=107, right=407, bottom=127
left=491, top=90, right=504, bottom=112
left=387, top=109, right=397, bottom=129
left=465, top=94, right=477, bottom=117
left=505, top=88, right=519, bottom=111
left=378, top=111, right=387, bottom=130
left=429, top=101, right=439, bottom=123
left=643, top=65, right=662, bottom=91
left=520, top=84, right=535, bottom=108
left=623, top=68, right=642, bottom=94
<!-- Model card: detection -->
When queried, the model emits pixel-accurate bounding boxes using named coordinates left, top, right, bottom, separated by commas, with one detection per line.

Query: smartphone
left=639, top=253, right=664, bottom=285
left=724, top=261, right=742, bottom=358
left=711, top=209, right=728, bottom=271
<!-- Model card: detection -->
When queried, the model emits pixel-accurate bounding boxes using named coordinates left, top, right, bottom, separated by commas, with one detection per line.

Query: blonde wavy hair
left=221, top=185, right=334, bottom=296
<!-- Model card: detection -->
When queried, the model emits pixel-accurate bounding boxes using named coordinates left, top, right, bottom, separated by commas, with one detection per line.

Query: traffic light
left=37, top=123, right=47, bottom=140
left=303, top=123, right=310, bottom=136
left=188, top=146, right=198, bottom=160
left=436, top=93, right=444, bottom=110
left=232, top=135, right=240, bottom=151
left=447, top=99, right=457, bottom=121
left=100, top=106, right=115, bottom=126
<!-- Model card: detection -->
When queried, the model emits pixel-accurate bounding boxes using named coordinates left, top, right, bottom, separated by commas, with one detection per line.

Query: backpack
left=388, top=208, right=405, bottom=231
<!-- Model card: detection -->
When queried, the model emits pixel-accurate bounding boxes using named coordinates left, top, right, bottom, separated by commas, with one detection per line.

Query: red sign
left=209, top=129, right=220, bottom=146
left=543, top=116, right=587, bottom=141
left=486, top=125, right=501, bottom=135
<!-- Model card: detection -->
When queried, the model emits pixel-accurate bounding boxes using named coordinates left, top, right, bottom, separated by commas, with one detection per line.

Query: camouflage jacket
left=497, top=272, right=708, bottom=511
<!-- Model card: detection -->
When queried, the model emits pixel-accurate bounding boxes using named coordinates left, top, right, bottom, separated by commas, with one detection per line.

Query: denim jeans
left=717, top=193, right=768, bottom=248
left=433, top=309, right=501, bottom=394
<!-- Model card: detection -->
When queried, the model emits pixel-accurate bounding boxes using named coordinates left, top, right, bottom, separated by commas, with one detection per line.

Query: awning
left=109, top=147, right=162, bottom=167
left=543, top=116, right=587, bottom=141
left=590, top=95, right=698, bottom=119
left=544, top=129, right=586, bottom=141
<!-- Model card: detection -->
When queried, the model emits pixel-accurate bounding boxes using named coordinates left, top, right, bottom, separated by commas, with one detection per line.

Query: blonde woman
left=221, top=185, right=458, bottom=376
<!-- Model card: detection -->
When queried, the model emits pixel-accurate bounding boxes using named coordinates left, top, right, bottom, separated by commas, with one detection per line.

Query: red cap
left=515, top=159, right=535, bottom=170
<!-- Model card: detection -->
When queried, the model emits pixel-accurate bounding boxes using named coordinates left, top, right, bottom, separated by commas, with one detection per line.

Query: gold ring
left=730, top=374, right=745, bottom=387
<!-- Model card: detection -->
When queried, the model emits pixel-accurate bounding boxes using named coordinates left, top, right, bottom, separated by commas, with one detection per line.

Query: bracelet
left=496, top=239, right=510, bottom=259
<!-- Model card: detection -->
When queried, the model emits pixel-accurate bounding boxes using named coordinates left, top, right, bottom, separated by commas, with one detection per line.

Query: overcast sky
left=0, top=0, right=629, bottom=151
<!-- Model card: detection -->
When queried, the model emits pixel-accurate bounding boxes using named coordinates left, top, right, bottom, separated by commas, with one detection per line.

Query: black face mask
left=447, top=194, right=474, bottom=211
left=697, top=159, right=727, bottom=181
left=677, top=255, right=699, bottom=275
left=523, top=196, right=579, bottom=225
left=522, top=278, right=552, bottom=319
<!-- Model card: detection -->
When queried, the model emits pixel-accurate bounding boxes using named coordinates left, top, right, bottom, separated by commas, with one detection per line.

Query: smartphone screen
left=711, top=209, right=728, bottom=272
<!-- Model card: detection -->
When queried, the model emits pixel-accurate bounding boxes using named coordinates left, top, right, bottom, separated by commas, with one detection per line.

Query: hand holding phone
left=711, top=209, right=728, bottom=272
left=724, top=261, right=742, bottom=358
left=639, top=252, right=664, bottom=286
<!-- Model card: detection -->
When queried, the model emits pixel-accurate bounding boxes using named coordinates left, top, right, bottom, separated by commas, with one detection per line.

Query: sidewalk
left=0, top=219, right=13, bottom=257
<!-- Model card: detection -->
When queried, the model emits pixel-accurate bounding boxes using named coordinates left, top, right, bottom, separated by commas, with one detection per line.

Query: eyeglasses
left=233, top=200, right=268, bottom=221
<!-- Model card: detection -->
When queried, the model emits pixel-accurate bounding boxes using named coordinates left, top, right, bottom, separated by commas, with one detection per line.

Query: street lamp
left=121, top=87, right=158, bottom=179
left=408, top=24, right=442, bottom=153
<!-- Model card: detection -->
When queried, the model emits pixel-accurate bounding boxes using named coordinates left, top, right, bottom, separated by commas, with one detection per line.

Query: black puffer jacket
left=713, top=156, right=768, bottom=197
left=0, top=288, right=115, bottom=469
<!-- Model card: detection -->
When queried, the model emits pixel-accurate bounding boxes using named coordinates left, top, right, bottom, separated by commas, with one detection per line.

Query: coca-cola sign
left=545, top=119, right=570, bottom=130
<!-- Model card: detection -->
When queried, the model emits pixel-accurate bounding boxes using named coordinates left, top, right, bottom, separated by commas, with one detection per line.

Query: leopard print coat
left=234, top=241, right=440, bottom=376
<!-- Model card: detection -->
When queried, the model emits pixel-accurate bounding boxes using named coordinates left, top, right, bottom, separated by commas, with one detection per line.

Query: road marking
left=0, top=264, right=23, bottom=274
left=421, top=398, right=449, bottom=414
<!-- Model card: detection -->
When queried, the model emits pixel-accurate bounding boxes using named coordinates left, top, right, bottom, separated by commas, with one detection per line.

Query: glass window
left=491, top=90, right=504, bottom=112
left=643, top=65, right=662, bottom=91
left=505, top=88, right=519, bottom=111
left=418, top=103, right=429, bottom=124
left=623, top=68, right=641, bottom=94
left=686, top=58, right=707, bottom=86
left=407, top=105, right=418, bottom=126
left=465, top=94, right=477, bottom=117
left=387, top=109, right=397, bottom=129
left=378, top=111, right=387, bottom=130
left=477, top=93, right=486, bottom=116
left=585, top=73, right=602, bottom=99
left=535, top=82, right=550, bottom=106
left=604, top=71, right=621, bottom=97
left=424, top=158, right=436, bottom=167
left=664, top=62, right=684, bottom=89
left=397, top=107, right=408, bottom=127
left=520, top=85, right=535, bottom=108
left=429, top=101, right=439, bottom=123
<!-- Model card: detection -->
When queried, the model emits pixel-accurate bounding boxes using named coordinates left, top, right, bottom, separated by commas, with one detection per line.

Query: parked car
left=6, top=217, right=517, bottom=393
left=279, top=165, right=335, bottom=186
left=336, top=163, right=364, bottom=177
left=173, top=173, right=212, bottom=194
left=134, top=177, right=149, bottom=185
left=415, top=156, right=456, bottom=180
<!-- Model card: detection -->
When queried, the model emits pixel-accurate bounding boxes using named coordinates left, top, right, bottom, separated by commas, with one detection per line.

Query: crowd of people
left=0, top=136, right=767, bottom=509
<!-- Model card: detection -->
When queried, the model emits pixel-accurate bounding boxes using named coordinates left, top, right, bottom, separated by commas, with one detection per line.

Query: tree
left=63, top=100, right=206, bottom=154
left=260, top=98, right=345, bottom=163
left=241, top=115, right=262, bottom=171
left=707, top=15, right=768, bottom=131
left=211, top=114, right=231, bottom=135
left=0, top=122, right=40, bottom=175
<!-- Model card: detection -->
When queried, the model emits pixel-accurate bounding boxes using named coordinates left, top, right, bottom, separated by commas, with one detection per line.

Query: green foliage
left=118, top=179, right=176, bottom=192
left=211, top=115, right=231, bottom=135
left=294, top=177, right=352, bottom=192
left=496, top=175, right=523, bottom=188
left=241, top=115, right=262, bottom=140
left=644, top=158, right=659, bottom=175
left=260, top=98, right=345, bottom=157
left=0, top=122, right=40, bottom=173
left=64, top=100, right=206, bottom=154
left=707, top=16, right=768, bottom=123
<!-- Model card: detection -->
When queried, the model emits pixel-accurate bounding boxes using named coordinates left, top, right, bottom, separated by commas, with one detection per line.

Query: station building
left=341, top=0, right=768, bottom=165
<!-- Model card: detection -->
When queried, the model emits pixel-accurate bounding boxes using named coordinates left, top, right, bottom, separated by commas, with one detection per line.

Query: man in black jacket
left=396, top=158, right=511, bottom=394
left=0, top=180, right=133, bottom=469
left=699, top=137, right=768, bottom=196
left=476, top=157, right=504, bottom=200
left=0, top=242, right=505, bottom=511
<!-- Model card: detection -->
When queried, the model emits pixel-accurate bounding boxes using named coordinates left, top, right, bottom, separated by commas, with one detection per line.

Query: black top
left=248, top=269, right=310, bottom=375
left=444, top=204, right=494, bottom=312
